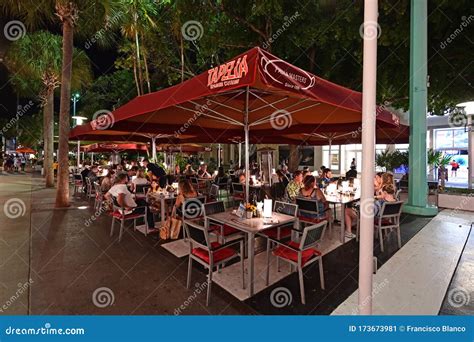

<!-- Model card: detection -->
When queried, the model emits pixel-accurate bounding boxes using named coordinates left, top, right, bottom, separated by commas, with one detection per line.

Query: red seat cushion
left=110, top=211, right=143, bottom=220
left=375, top=218, right=393, bottom=226
left=233, top=193, right=245, bottom=200
left=273, top=241, right=321, bottom=266
left=262, top=226, right=292, bottom=239
left=210, top=224, right=240, bottom=236
left=298, top=215, right=326, bottom=224
left=192, top=241, right=237, bottom=264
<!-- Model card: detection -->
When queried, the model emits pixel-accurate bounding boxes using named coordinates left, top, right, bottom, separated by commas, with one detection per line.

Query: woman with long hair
left=299, top=175, right=332, bottom=221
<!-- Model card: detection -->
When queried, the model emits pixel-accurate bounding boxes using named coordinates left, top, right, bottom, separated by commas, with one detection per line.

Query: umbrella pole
left=91, top=152, right=94, bottom=163
left=77, top=140, right=80, bottom=168
left=328, top=138, right=332, bottom=169
left=238, top=143, right=242, bottom=167
left=244, top=86, right=250, bottom=202
left=359, top=0, right=377, bottom=315
left=151, top=137, right=157, bottom=162
left=218, top=143, right=221, bottom=167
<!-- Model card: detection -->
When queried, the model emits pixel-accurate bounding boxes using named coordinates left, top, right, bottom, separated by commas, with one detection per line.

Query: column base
left=403, top=203, right=438, bottom=216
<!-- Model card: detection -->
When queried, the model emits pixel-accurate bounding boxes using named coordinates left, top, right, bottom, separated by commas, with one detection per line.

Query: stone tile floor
left=0, top=172, right=471, bottom=315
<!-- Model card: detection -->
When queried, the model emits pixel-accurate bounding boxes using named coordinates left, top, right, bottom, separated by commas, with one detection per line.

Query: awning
left=156, top=143, right=211, bottom=153
left=15, top=147, right=36, bottom=154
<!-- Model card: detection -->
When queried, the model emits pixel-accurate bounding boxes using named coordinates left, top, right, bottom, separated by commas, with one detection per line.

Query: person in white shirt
left=131, top=168, right=149, bottom=192
left=105, top=173, right=155, bottom=230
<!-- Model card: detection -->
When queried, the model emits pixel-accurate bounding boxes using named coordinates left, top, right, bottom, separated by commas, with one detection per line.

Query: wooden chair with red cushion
left=184, top=219, right=244, bottom=306
left=265, top=220, right=327, bottom=304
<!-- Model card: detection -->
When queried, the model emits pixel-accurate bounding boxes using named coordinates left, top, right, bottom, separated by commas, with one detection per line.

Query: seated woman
left=299, top=175, right=332, bottom=220
left=215, top=166, right=227, bottom=179
left=100, top=169, right=115, bottom=193
left=184, top=164, right=196, bottom=177
left=345, top=183, right=397, bottom=239
left=374, top=172, right=384, bottom=195
left=174, top=179, right=198, bottom=217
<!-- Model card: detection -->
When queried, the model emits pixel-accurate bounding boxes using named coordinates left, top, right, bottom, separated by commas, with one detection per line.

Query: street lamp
left=71, top=92, right=87, bottom=169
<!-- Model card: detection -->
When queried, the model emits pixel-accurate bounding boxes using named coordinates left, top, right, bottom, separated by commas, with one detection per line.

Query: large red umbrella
left=15, top=147, right=36, bottom=154
left=156, top=143, right=211, bottom=154
left=81, top=142, right=148, bottom=153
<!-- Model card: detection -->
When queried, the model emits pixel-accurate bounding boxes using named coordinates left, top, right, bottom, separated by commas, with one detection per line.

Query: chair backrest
left=232, top=183, right=244, bottom=194
left=299, top=221, right=327, bottom=250
left=395, top=189, right=402, bottom=201
left=295, top=197, right=320, bottom=216
left=273, top=201, right=298, bottom=217
left=271, top=182, right=286, bottom=199
left=380, top=201, right=404, bottom=218
left=182, top=196, right=206, bottom=219
left=93, top=182, right=102, bottom=195
left=74, top=174, right=83, bottom=182
left=135, top=183, right=150, bottom=194
left=203, top=201, right=225, bottom=217
left=398, top=180, right=408, bottom=190
left=209, top=184, right=219, bottom=198
left=183, top=220, right=210, bottom=250
left=110, top=194, right=123, bottom=212
left=190, top=177, right=199, bottom=185
left=216, top=177, right=228, bottom=185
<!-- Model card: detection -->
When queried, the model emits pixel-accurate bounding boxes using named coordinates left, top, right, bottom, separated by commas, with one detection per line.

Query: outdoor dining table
left=204, top=210, right=297, bottom=297
left=146, top=191, right=177, bottom=229
left=325, top=192, right=361, bottom=243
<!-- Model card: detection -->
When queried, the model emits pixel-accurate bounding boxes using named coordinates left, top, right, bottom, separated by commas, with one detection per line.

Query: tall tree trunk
left=135, top=32, right=144, bottom=95
left=180, top=35, right=184, bottom=82
left=132, top=56, right=140, bottom=96
left=142, top=48, right=151, bottom=93
left=288, top=145, right=300, bottom=171
left=43, top=90, right=54, bottom=187
left=55, top=16, right=74, bottom=207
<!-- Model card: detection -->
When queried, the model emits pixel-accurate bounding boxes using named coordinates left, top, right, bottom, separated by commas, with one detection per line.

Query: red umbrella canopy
left=70, top=47, right=399, bottom=144
left=80, top=142, right=148, bottom=153
left=156, top=143, right=212, bottom=153
left=15, top=147, right=36, bottom=154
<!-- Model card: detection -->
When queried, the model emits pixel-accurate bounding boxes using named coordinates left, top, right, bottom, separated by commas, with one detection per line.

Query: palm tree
left=117, top=0, right=158, bottom=94
left=3, top=31, right=92, bottom=188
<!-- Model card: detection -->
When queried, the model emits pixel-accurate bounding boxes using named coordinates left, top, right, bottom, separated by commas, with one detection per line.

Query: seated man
left=285, top=170, right=303, bottom=201
left=197, top=163, right=212, bottom=178
left=345, top=165, right=357, bottom=179
left=105, top=173, right=155, bottom=230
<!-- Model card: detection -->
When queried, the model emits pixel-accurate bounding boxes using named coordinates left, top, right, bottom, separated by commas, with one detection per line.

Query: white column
left=358, top=0, right=378, bottom=315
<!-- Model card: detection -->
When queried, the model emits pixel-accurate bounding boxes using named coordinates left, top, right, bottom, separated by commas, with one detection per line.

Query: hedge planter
left=438, top=193, right=474, bottom=212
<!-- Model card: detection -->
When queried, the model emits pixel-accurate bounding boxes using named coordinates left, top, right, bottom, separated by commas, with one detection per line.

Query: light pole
left=71, top=92, right=86, bottom=169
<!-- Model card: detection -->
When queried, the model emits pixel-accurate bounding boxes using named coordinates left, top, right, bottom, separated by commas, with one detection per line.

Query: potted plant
left=244, top=203, right=256, bottom=219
